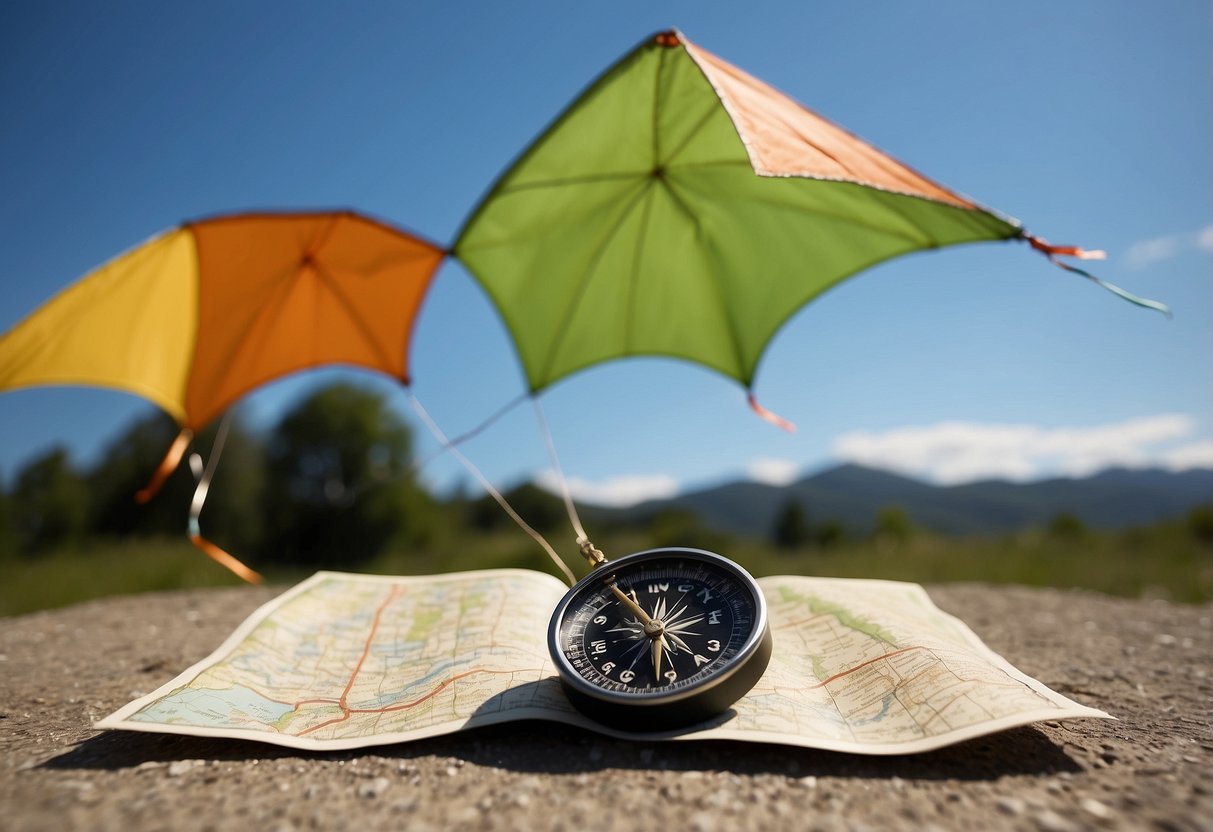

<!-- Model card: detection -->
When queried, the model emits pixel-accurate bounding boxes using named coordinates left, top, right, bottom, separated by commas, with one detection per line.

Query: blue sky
left=1, top=1, right=1209, bottom=507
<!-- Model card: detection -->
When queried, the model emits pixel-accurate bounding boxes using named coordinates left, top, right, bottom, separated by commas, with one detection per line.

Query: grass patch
left=0, top=539, right=305, bottom=617
left=732, top=524, right=1213, bottom=603
left=2, top=523, right=1210, bottom=617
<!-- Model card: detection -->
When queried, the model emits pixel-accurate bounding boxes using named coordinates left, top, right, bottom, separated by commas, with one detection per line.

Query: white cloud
left=1162, top=440, right=1213, bottom=471
left=1124, top=224, right=1213, bottom=269
left=746, top=457, right=801, bottom=486
left=1124, top=235, right=1182, bottom=270
left=832, top=414, right=1204, bottom=485
left=535, top=470, right=679, bottom=508
left=529, top=415, right=1210, bottom=506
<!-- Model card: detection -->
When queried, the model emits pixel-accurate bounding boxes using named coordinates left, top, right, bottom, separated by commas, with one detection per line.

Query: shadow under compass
left=46, top=687, right=1081, bottom=781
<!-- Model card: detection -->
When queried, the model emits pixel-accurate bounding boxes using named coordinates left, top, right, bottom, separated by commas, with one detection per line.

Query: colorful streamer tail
left=189, top=525, right=263, bottom=584
left=135, top=428, right=193, bottom=503
left=748, top=392, right=796, bottom=432
left=1026, top=234, right=1171, bottom=317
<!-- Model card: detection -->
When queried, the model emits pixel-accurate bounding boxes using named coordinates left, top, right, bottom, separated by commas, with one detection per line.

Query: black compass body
left=548, top=547, right=772, bottom=731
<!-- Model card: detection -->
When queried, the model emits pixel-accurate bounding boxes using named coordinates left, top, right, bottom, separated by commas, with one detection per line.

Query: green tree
left=815, top=518, right=846, bottom=549
left=11, top=446, right=90, bottom=552
left=1186, top=504, right=1213, bottom=544
left=258, top=382, right=430, bottom=566
left=875, top=505, right=914, bottom=546
left=0, top=474, right=15, bottom=558
left=1047, top=511, right=1087, bottom=539
left=87, top=410, right=190, bottom=538
left=772, top=499, right=811, bottom=550
left=647, top=508, right=730, bottom=552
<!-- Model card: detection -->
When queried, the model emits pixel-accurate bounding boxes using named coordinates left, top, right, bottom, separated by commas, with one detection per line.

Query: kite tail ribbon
left=135, top=428, right=193, bottom=504
left=1025, top=234, right=1171, bottom=317
left=184, top=412, right=262, bottom=584
left=748, top=391, right=796, bottom=433
left=189, top=520, right=263, bottom=585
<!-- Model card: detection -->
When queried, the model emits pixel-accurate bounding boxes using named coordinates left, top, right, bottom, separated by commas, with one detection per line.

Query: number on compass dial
left=547, top=548, right=772, bottom=730
left=584, top=572, right=739, bottom=688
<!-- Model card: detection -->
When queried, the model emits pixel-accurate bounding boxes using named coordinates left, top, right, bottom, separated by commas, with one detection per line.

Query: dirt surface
left=1, top=582, right=1210, bottom=831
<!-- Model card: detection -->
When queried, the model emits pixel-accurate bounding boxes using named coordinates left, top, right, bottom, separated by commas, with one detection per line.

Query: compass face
left=548, top=548, right=771, bottom=730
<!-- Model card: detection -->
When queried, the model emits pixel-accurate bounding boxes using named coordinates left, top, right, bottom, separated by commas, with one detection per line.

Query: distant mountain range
left=582, top=464, right=1213, bottom=538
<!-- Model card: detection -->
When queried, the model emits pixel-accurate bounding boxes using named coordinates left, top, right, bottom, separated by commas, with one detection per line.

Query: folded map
left=97, top=570, right=1110, bottom=754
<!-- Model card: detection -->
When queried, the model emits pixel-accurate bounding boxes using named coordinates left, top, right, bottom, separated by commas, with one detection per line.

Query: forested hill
left=588, top=464, right=1213, bottom=537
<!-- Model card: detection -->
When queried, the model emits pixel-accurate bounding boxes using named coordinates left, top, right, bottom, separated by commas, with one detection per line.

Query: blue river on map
left=350, top=658, right=470, bottom=710
left=133, top=685, right=297, bottom=727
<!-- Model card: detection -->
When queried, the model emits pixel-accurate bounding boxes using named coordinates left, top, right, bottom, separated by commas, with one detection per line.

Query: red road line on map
left=298, top=712, right=352, bottom=736
left=347, top=668, right=534, bottom=715
left=298, top=667, right=543, bottom=735
left=295, top=585, right=404, bottom=736
left=292, top=583, right=548, bottom=738
left=774, top=615, right=823, bottom=630
left=806, top=646, right=928, bottom=689
left=341, top=585, right=405, bottom=708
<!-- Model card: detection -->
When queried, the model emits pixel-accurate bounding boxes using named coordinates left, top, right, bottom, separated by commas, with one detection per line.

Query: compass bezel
left=547, top=547, right=771, bottom=730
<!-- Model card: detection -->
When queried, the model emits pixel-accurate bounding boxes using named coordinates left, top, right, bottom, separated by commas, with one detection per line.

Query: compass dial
left=548, top=548, right=771, bottom=730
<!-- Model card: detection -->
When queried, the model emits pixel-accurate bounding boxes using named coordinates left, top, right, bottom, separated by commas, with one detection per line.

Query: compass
left=547, top=547, right=772, bottom=730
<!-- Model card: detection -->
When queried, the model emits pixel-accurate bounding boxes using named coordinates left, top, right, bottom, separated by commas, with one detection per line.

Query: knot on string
left=578, top=537, right=607, bottom=568
left=1026, top=234, right=1106, bottom=262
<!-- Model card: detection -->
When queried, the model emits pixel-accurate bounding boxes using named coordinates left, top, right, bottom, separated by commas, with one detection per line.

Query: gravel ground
left=1, top=582, right=1210, bottom=831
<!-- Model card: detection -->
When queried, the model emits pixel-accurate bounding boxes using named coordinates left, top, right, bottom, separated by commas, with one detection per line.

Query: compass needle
left=610, top=583, right=654, bottom=626
left=667, top=613, right=704, bottom=632
left=666, top=633, right=693, bottom=654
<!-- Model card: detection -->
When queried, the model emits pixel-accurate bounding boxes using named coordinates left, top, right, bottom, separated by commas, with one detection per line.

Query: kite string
left=188, top=411, right=229, bottom=523
left=532, top=397, right=607, bottom=569
left=405, top=391, right=529, bottom=478
left=407, top=392, right=577, bottom=587
left=531, top=396, right=589, bottom=543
